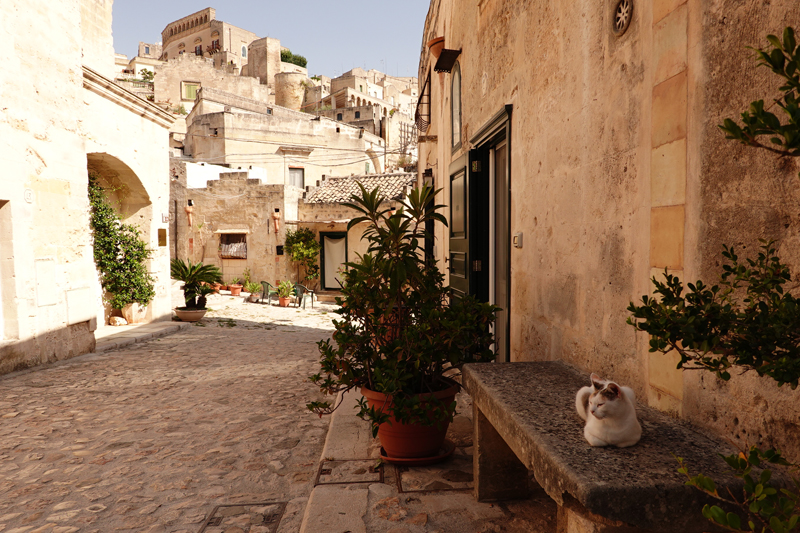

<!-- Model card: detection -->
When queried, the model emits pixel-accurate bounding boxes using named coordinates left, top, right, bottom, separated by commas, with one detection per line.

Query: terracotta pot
left=229, top=284, right=243, bottom=296
left=212, top=282, right=222, bottom=293
left=427, top=37, right=445, bottom=60
left=121, top=302, right=148, bottom=324
left=174, top=307, right=207, bottom=322
left=278, top=296, right=291, bottom=307
left=248, top=292, right=259, bottom=303
left=361, top=382, right=458, bottom=459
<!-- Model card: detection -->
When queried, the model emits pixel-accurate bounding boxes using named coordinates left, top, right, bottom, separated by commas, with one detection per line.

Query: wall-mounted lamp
left=185, top=199, right=194, bottom=226
left=272, top=208, right=281, bottom=233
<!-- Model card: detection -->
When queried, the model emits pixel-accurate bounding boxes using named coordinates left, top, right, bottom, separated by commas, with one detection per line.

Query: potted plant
left=308, top=185, right=497, bottom=461
left=244, top=281, right=262, bottom=303
left=170, top=258, right=222, bottom=322
left=229, top=277, right=243, bottom=296
left=276, top=280, right=294, bottom=307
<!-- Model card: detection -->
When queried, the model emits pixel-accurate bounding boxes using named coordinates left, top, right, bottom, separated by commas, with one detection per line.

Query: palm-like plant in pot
left=170, top=258, right=222, bottom=321
left=308, top=185, right=497, bottom=461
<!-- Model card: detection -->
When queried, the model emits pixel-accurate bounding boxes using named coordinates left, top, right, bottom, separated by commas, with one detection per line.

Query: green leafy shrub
left=89, top=174, right=155, bottom=310
left=285, top=227, right=320, bottom=286
left=280, top=49, right=307, bottom=68
left=276, top=280, right=295, bottom=298
left=308, top=185, right=497, bottom=435
left=170, top=258, right=221, bottom=309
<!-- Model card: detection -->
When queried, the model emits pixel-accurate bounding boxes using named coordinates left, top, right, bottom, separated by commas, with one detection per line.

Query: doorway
left=448, top=106, right=512, bottom=361
left=320, top=232, right=347, bottom=290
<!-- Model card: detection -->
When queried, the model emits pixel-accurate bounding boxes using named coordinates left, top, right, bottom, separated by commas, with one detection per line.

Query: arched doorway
left=86, top=153, right=153, bottom=326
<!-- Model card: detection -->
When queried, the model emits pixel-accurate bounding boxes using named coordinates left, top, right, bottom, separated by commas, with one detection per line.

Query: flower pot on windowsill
left=427, top=37, right=445, bottom=61
left=229, top=284, right=243, bottom=296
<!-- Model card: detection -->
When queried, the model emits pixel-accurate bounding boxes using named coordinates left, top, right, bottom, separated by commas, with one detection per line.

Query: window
left=450, top=169, right=465, bottom=237
left=355, top=111, right=361, bottom=119
left=288, top=168, right=304, bottom=189
left=211, top=39, right=220, bottom=51
left=195, top=45, right=203, bottom=56
left=451, top=62, right=462, bottom=150
left=145, top=45, right=150, bottom=55
left=182, top=81, right=200, bottom=100
left=241, top=45, right=247, bottom=58
left=359, top=85, right=363, bottom=92
left=336, top=113, right=343, bottom=121
left=219, top=234, right=247, bottom=259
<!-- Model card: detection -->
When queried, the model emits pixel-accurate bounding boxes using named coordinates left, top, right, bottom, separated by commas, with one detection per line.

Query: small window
left=182, top=81, right=200, bottom=100
left=219, top=234, right=247, bottom=259
left=451, top=62, right=462, bottom=150
left=145, top=46, right=150, bottom=55
left=355, top=111, right=361, bottom=119
left=359, top=85, right=363, bottom=92
left=336, top=113, right=343, bottom=121
left=288, top=168, right=304, bottom=188
left=241, top=45, right=247, bottom=58
left=211, top=39, right=220, bottom=50
left=267, top=108, right=273, bottom=115
left=195, top=45, right=203, bottom=56
left=450, top=169, right=465, bottom=237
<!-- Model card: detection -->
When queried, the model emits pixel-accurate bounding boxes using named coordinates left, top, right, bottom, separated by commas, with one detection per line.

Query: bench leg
left=473, top=404, right=530, bottom=501
left=557, top=496, right=643, bottom=533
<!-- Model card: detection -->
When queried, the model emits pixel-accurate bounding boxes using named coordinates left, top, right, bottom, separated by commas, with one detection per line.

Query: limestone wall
left=80, top=0, right=114, bottom=79
left=154, top=54, right=271, bottom=113
left=0, top=0, right=173, bottom=375
left=419, top=0, right=800, bottom=458
left=184, top=106, right=386, bottom=186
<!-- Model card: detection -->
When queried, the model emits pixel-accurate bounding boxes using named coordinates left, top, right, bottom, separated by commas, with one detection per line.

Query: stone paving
left=0, top=291, right=338, bottom=533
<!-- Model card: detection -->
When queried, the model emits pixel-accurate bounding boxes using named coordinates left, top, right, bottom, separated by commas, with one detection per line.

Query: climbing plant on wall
left=88, top=173, right=155, bottom=310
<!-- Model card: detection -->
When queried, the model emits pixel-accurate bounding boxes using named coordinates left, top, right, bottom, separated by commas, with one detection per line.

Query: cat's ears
left=606, top=383, right=621, bottom=398
left=590, top=373, right=604, bottom=389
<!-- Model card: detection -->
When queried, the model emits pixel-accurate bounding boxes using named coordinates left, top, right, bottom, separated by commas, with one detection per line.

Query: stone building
left=298, top=173, right=417, bottom=290
left=417, top=0, right=800, bottom=459
left=0, top=0, right=174, bottom=375
left=182, top=87, right=388, bottom=184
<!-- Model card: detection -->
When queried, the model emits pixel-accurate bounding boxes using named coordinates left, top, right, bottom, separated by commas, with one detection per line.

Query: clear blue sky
left=112, top=1, right=430, bottom=79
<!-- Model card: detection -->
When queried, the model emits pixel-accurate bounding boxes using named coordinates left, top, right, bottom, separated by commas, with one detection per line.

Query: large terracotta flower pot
left=229, top=284, right=243, bottom=296
left=174, top=308, right=207, bottom=322
left=427, top=37, right=445, bottom=61
left=278, top=296, right=291, bottom=307
left=361, top=383, right=458, bottom=459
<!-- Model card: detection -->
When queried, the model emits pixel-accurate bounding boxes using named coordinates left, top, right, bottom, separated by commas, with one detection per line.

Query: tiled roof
left=304, top=173, right=416, bottom=204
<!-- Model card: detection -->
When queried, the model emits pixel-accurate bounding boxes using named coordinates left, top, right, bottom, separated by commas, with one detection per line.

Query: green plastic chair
left=293, top=283, right=315, bottom=309
left=260, top=281, right=277, bottom=305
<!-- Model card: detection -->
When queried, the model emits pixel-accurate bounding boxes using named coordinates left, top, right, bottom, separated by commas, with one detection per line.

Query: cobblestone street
left=0, top=292, right=338, bottom=533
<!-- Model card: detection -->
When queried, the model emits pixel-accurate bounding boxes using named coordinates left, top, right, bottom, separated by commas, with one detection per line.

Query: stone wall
left=0, top=0, right=173, bottom=375
left=154, top=54, right=271, bottom=113
left=170, top=172, right=296, bottom=286
left=418, top=0, right=800, bottom=458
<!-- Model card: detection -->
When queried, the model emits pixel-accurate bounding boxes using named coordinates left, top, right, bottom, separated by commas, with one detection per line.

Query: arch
left=451, top=61, right=462, bottom=149
left=86, top=152, right=154, bottom=325
left=211, top=30, right=220, bottom=38
left=204, top=14, right=209, bottom=23
left=366, top=149, right=382, bottom=175
left=194, top=37, right=202, bottom=44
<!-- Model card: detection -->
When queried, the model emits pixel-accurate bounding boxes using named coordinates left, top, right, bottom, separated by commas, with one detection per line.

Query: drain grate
left=613, top=0, right=633, bottom=36
left=197, top=501, right=287, bottom=533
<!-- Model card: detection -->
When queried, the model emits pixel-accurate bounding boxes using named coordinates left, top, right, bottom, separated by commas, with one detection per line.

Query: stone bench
left=463, top=361, right=744, bottom=533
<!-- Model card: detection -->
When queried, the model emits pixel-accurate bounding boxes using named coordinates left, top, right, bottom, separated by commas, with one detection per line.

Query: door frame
left=469, top=105, right=513, bottom=362
left=320, top=231, right=348, bottom=290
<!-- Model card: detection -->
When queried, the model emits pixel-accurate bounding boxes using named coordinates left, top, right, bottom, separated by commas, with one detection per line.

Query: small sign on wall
left=158, top=228, right=167, bottom=247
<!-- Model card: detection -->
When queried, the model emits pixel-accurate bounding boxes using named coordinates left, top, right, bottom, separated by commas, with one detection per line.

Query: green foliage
left=88, top=174, right=155, bottom=310
left=244, top=281, right=262, bottom=294
left=310, top=75, right=321, bottom=81
left=139, top=69, right=155, bottom=82
left=280, top=49, right=308, bottom=68
left=242, top=267, right=252, bottom=286
left=307, top=184, right=498, bottom=435
left=276, top=280, right=295, bottom=298
left=627, top=240, right=800, bottom=389
left=677, top=448, right=799, bottom=533
left=719, top=27, right=800, bottom=164
left=170, top=258, right=222, bottom=309
left=285, top=227, right=321, bottom=285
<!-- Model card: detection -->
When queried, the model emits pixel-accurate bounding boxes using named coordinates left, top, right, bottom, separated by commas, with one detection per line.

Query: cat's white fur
left=575, top=373, right=642, bottom=447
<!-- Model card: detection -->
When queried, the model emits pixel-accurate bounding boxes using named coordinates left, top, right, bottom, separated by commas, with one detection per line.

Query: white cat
left=575, top=373, right=642, bottom=448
